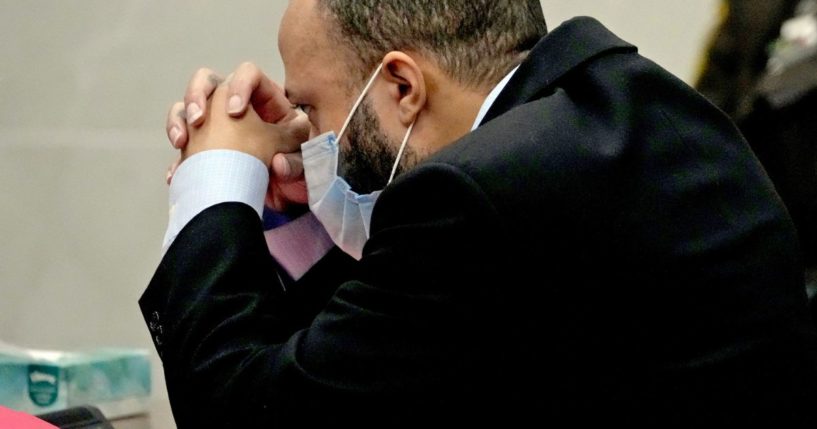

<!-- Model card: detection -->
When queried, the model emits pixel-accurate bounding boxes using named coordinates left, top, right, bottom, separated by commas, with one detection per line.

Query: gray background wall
left=0, top=1, right=719, bottom=426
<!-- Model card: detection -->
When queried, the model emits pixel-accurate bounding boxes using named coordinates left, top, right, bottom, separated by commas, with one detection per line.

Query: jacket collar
left=481, top=16, right=637, bottom=125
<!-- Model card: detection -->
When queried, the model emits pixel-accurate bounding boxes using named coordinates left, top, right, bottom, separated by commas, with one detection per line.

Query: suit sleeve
left=139, top=162, right=502, bottom=426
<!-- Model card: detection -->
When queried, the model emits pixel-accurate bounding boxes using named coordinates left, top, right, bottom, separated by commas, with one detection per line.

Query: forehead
left=279, top=0, right=349, bottom=99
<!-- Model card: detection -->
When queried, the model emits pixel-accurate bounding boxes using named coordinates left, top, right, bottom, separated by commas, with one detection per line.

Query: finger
left=166, top=102, right=188, bottom=149
left=267, top=187, right=286, bottom=213
left=274, top=179, right=309, bottom=209
left=227, top=62, right=296, bottom=124
left=267, top=183, right=309, bottom=212
left=166, top=157, right=181, bottom=186
left=270, top=197, right=286, bottom=213
left=284, top=109, right=311, bottom=146
left=183, top=68, right=224, bottom=127
left=255, top=79, right=299, bottom=124
left=272, top=152, right=304, bottom=181
left=268, top=152, right=307, bottom=211
left=266, top=110, right=311, bottom=155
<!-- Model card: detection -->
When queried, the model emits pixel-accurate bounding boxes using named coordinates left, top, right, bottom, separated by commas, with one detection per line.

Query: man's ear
left=380, top=51, right=427, bottom=126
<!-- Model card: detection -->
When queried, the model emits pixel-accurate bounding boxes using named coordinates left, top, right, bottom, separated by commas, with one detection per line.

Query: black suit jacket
left=141, top=17, right=817, bottom=427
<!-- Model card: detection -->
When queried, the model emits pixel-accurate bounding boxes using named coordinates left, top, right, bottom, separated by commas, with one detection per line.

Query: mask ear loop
left=388, top=120, right=415, bottom=184
left=337, top=62, right=384, bottom=143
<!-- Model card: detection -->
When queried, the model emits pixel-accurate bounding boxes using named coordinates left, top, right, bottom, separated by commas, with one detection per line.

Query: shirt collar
left=470, top=65, right=520, bottom=131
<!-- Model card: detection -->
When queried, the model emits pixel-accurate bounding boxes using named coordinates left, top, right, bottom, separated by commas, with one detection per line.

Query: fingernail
left=228, top=95, right=243, bottom=115
left=186, top=103, right=202, bottom=124
left=274, top=156, right=291, bottom=178
left=169, top=126, right=182, bottom=148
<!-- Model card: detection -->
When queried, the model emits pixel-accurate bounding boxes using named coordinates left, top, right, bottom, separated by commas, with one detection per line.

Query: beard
left=339, top=100, right=418, bottom=194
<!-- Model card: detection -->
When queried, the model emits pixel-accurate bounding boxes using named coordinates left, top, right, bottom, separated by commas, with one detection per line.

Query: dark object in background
left=36, top=406, right=113, bottom=429
left=742, top=56, right=817, bottom=265
left=698, top=0, right=817, bottom=266
left=697, top=0, right=800, bottom=119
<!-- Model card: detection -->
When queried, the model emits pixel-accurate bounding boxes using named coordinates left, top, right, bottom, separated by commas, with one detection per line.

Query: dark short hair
left=318, top=0, right=547, bottom=90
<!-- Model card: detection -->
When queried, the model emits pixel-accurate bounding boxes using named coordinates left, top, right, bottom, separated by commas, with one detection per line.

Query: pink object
left=0, top=405, right=58, bottom=429
left=265, top=212, right=334, bottom=281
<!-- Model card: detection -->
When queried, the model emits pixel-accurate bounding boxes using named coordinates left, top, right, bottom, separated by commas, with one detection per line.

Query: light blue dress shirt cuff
left=162, top=150, right=269, bottom=253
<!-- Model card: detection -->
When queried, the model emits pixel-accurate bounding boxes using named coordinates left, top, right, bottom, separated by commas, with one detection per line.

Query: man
left=143, top=0, right=817, bottom=426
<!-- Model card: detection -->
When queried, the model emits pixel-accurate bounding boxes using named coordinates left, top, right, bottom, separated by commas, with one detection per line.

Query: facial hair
left=339, top=100, right=417, bottom=194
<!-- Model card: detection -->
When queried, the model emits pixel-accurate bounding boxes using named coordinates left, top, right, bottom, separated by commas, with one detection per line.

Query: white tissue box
left=0, top=345, right=150, bottom=418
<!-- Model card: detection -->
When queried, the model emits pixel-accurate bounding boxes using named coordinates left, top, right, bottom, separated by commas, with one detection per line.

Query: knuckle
left=187, top=68, right=219, bottom=99
left=175, top=108, right=187, bottom=124
left=168, top=102, right=184, bottom=119
left=183, top=89, right=198, bottom=104
left=238, top=61, right=257, bottom=71
left=207, top=73, right=224, bottom=88
left=237, top=62, right=262, bottom=80
left=193, top=67, right=213, bottom=79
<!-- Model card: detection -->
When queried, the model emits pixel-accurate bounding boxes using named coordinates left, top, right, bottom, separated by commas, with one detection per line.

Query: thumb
left=273, top=110, right=311, bottom=154
left=272, top=152, right=304, bottom=181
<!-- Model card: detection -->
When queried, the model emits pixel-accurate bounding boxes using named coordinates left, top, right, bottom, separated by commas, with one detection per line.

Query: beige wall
left=0, top=1, right=718, bottom=426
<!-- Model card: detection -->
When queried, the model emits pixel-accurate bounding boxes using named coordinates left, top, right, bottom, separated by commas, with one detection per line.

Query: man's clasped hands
left=164, top=63, right=311, bottom=212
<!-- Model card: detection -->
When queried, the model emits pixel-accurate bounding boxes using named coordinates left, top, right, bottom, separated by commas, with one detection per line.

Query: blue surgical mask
left=301, top=63, right=416, bottom=260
